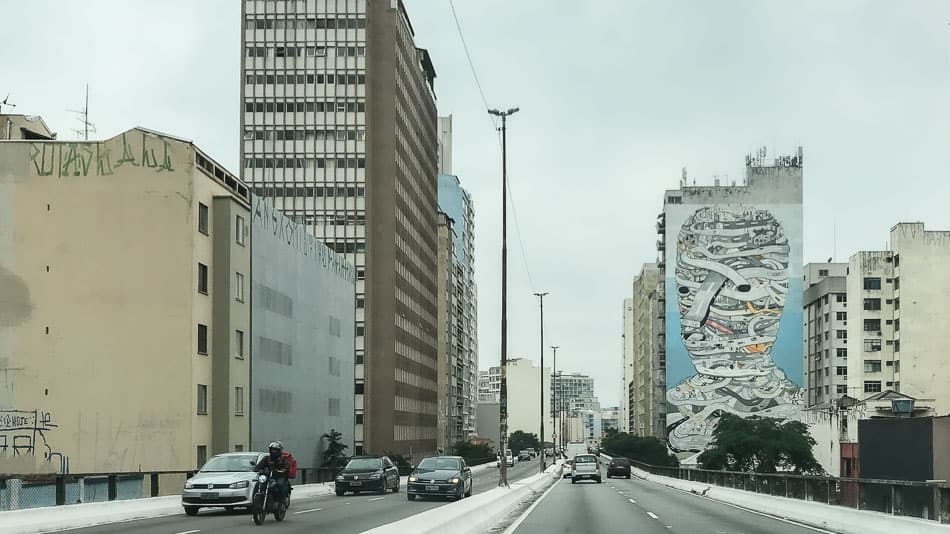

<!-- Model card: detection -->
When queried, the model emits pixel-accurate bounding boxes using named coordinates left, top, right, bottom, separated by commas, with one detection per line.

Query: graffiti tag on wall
left=0, top=409, right=69, bottom=473
left=29, top=131, right=175, bottom=178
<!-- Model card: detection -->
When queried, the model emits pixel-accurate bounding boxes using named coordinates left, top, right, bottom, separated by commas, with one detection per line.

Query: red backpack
left=282, top=451, right=298, bottom=478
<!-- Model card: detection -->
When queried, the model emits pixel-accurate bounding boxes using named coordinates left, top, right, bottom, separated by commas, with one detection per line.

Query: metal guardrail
left=0, top=467, right=340, bottom=511
left=600, top=451, right=950, bottom=523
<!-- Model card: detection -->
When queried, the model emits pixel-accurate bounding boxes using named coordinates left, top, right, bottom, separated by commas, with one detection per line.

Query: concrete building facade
left=846, top=223, right=950, bottom=413
left=620, top=297, right=634, bottom=433
left=478, top=367, right=500, bottom=402
left=507, top=359, right=552, bottom=440
left=249, top=195, right=356, bottom=468
left=1, top=127, right=251, bottom=473
left=631, top=263, right=664, bottom=438
left=661, top=149, right=804, bottom=452
left=241, top=0, right=440, bottom=456
left=552, top=372, right=596, bottom=418
left=802, top=262, right=849, bottom=406
left=1, top=114, right=55, bottom=140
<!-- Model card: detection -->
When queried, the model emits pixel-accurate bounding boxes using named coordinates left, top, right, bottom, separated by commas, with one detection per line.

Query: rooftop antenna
left=0, top=94, right=15, bottom=113
left=68, top=84, right=95, bottom=140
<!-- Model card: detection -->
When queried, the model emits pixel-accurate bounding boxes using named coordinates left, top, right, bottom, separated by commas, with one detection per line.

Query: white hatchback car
left=182, top=452, right=266, bottom=515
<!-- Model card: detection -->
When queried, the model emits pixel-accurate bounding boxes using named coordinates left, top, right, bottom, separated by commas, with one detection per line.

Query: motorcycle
left=251, top=465, right=289, bottom=525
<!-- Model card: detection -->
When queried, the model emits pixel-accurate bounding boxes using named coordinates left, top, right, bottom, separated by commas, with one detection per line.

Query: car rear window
left=611, top=459, right=630, bottom=466
left=574, top=455, right=596, bottom=464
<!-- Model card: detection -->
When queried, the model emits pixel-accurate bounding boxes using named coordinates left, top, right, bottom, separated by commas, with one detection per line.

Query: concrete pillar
left=78, top=477, right=85, bottom=503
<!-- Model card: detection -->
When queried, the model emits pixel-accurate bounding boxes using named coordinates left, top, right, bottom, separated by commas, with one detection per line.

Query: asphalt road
left=511, top=464, right=830, bottom=534
left=62, top=458, right=541, bottom=534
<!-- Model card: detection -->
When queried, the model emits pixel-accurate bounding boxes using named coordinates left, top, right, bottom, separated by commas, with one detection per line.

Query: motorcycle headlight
left=229, top=480, right=249, bottom=489
left=184, top=481, right=194, bottom=489
left=450, top=478, right=460, bottom=484
left=258, top=474, right=268, bottom=483
left=408, top=476, right=417, bottom=482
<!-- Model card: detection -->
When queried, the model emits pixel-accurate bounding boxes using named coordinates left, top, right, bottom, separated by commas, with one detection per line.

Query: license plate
left=201, top=492, right=218, bottom=499
left=350, top=481, right=362, bottom=486
left=425, top=485, right=439, bottom=491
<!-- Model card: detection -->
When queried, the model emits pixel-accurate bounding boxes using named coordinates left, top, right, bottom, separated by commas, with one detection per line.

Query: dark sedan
left=606, top=457, right=631, bottom=479
left=407, top=456, right=472, bottom=501
left=335, top=456, right=400, bottom=496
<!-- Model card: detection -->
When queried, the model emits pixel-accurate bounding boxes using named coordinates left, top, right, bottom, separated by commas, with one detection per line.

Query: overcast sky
left=6, top=1, right=950, bottom=407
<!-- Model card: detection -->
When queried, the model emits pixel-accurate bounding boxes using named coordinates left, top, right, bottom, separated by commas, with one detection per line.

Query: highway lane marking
left=368, top=497, right=385, bottom=501
left=647, top=512, right=659, bottom=519
left=175, top=530, right=201, bottom=534
left=501, top=473, right=563, bottom=533
left=292, top=507, right=323, bottom=515
left=628, top=498, right=637, bottom=504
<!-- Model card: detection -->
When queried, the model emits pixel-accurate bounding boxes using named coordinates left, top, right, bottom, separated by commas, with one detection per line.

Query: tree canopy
left=451, top=441, right=494, bottom=464
left=601, top=432, right=679, bottom=467
left=508, top=430, right=540, bottom=453
left=321, top=428, right=349, bottom=469
left=697, top=414, right=823, bottom=474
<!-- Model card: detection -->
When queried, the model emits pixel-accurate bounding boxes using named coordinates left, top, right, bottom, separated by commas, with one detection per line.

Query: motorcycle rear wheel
left=274, top=501, right=287, bottom=522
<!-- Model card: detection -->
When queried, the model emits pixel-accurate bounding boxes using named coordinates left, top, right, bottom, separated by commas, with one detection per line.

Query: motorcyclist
left=254, top=441, right=291, bottom=504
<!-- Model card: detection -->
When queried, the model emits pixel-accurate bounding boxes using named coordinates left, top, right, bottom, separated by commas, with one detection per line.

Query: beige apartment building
left=630, top=263, right=664, bottom=438
left=0, top=123, right=250, bottom=473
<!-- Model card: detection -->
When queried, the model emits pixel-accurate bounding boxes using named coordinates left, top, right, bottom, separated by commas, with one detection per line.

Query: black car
left=335, top=456, right=400, bottom=496
left=606, top=457, right=631, bottom=479
left=407, top=456, right=472, bottom=501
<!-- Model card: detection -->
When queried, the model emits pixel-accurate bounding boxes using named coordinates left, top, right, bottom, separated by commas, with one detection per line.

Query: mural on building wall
left=0, top=409, right=69, bottom=473
left=665, top=206, right=804, bottom=452
left=29, top=130, right=175, bottom=177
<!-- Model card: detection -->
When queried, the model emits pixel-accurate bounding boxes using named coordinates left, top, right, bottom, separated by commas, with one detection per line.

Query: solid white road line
left=368, top=497, right=385, bottom=501
left=175, top=530, right=201, bottom=534
left=292, top=507, right=323, bottom=515
left=647, top=512, right=659, bottom=519
left=628, top=498, right=637, bottom=504
left=502, top=475, right=562, bottom=534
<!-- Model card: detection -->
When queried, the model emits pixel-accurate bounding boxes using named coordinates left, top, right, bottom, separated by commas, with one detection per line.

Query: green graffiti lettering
left=157, top=139, right=174, bottom=172
left=115, top=133, right=137, bottom=167
left=30, top=144, right=54, bottom=176
left=96, top=143, right=114, bottom=175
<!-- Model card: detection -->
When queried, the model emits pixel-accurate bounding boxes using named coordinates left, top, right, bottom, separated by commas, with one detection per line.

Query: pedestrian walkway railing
left=0, top=467, right=337, bottom=511
left=602, top=452, right=950, bottom=523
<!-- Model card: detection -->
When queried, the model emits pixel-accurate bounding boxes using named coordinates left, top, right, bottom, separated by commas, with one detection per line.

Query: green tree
left=320, top=428, right=349, bottom=469
left=697, top=414, right=823, bottom=474
left=601, top=432, right=679, bottom=467
left=451, top=441, right=495, bottom=465
left=508, top=430, right=539, bottom=453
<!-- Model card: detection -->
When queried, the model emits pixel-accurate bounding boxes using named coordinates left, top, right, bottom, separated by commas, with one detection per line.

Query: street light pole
left=550, top=345, right=559, bottom=457
left=534, top=291, right=548, bottom=473
left=489, top=107, right=519, bottom=487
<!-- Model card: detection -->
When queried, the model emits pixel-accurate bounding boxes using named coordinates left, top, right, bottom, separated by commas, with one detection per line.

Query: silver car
left=182, top=452, right=266, bottom=515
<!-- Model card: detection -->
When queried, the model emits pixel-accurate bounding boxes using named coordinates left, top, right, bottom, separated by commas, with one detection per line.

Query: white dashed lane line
left=368, top=497, right=385, bottom=501
left=292, top=508, right=323, bottom=515
left=647, top=512, right=659, bottom=519
left=628, top=498, right=637, bottom=504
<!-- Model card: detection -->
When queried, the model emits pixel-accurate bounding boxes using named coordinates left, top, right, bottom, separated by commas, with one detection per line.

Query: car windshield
left=611, top=459, right=630, bottom=466
left=574, top=455, right=597, bottom=464
left=417, top=457, right=460, bottom=472
left=346, top=458, right=382, bottom=470
left=199, top=454, right=260, bottom=472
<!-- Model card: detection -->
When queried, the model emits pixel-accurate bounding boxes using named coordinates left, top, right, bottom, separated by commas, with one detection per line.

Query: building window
left=198, top=203, right=209, bottom=235
left=818, top=269, right=829, bottom=277
left=197, top=384, right=208, bottom=414
left=894, top=278, right=900, bottom=290
left=356, top=268, right=366, bottom=280
left=236, top=215, right=246, bottom=246
left=836, top=330, right=847, bottom=339
left=894, top=254, right=900, bottom=267
left=235, top=330, right=245, bottom=359
left=197, top=445, right=207, bottom=469
left=198, top=324, right=208, bottom=354
left=836, top=366, right=848, bottom=376
left=836, top=384, right=848, bottom=394
left=864, top=360, right=882, bottom=373
left=894, top=319, right=900, bottom=331
left=235, top=386, right=244, bottom=416
left=863, top=339, right=882, bottom=352
left=863, top=319, right=881, bottom=332
left=198, top=263, right=209, bottom=294
left=355, top=350, right=364, bottom=364
left=837, top=348, right=848, bottom=358
left=355, top=414, right=364, bottom=424
left=836, top=311, right=847, bottom=321
left=894, top=298, right=900, bottom=311
left=895, top=339, right=900, bottom=352
left=863, top=298, right=880, bottom=311
left=328, top=398, right=340, bottom=416
left=836, top=294, right=847, bottom=303
left=235, top=444, right=243, bottom=452
left=863, top=277, right=881, bottom=290
left=236, top=272, right=245, bottom=302
left=356, top=322, right=365, bottom=336
left=356, top=295, right=365, bottom=309
left=864, top=381, right=882, bottom=393
left=355, top=382, right=365, bottom=394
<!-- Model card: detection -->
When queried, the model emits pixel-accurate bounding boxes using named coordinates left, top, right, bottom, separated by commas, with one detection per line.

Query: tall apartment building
left=1, top=126, right=252, bottom=473
left=802, top=262, right=849, bottom=406
left=241, top=0, right=440, bottom=455
left=436, top=211, right=459, bottom=451
left=846, top=223, right=950, bottom=414
left=660, top=149, right=804, bottom=452
left=621, top=297, right=634, bottom=433
left=436, top=116, right=478, bottom=447
left=631, top=263, right=665, bottom=437
left=552, top=372, right=596, bottom=418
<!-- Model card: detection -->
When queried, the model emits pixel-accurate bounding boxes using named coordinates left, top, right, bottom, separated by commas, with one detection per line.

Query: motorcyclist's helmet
left=268, top=440, right=283, bottom=459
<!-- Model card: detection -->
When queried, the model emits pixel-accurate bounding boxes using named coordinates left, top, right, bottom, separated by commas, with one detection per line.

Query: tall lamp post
left=550, top=345, right=559, bottom=457
left=534, top=291, right=548, bottom=473
left=489, top=107, right=519, bottom=487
